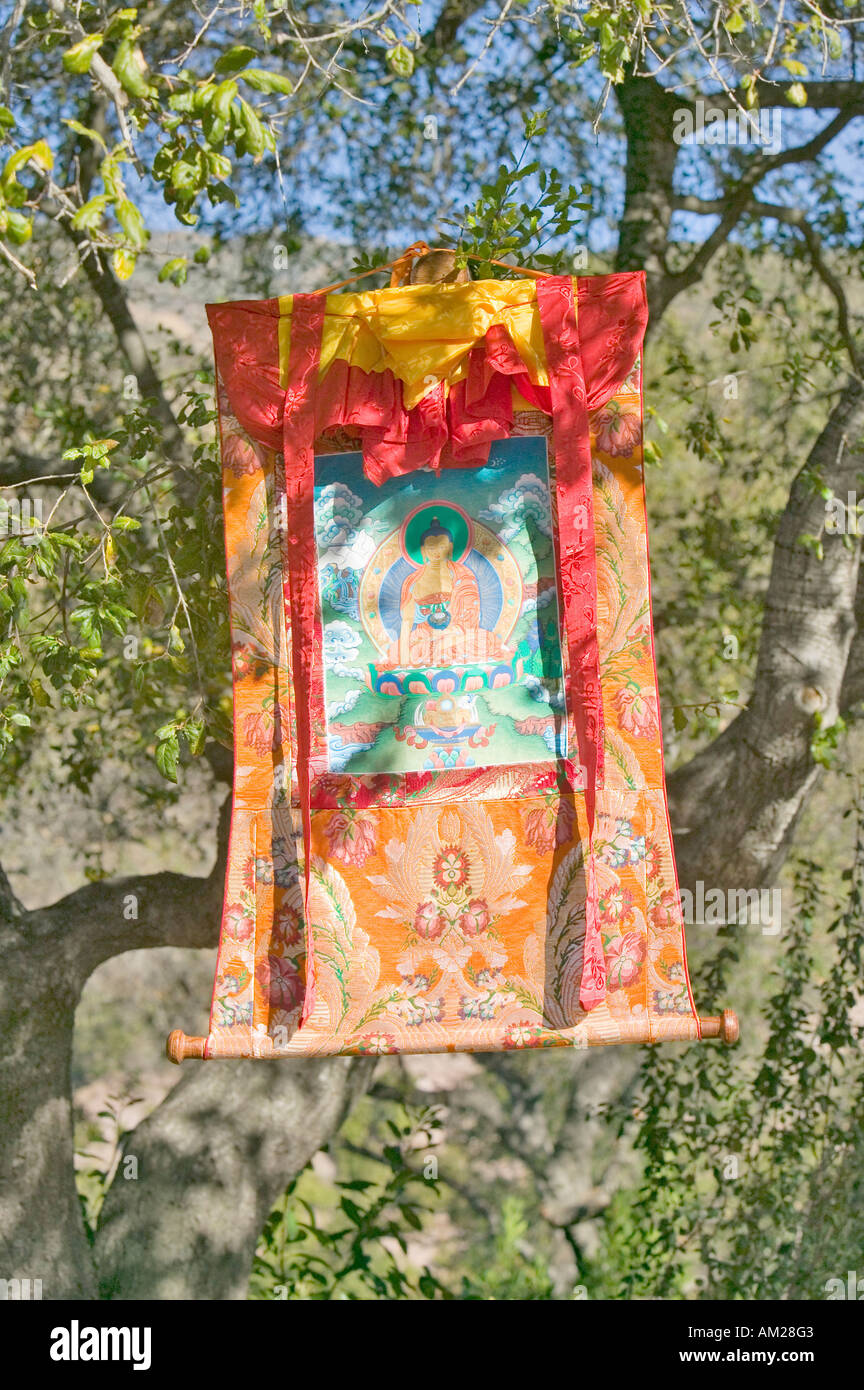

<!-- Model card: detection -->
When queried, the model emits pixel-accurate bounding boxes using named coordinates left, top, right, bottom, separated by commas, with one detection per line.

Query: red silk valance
left=207, top=271, right=648, bottom=483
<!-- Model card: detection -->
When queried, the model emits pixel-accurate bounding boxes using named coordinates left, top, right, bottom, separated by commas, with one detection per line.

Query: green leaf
left=2, top=140, right=54, bottom=192
left=235, top=100, right=272, bottom=160
left=204, top=149, right=232, bottom=181
left=169, top=154, right=201, bottom=192
left=105, top=9, right=139, bottom=39
left=5, top=210, right=32, bottom=244
left=71, top=193, right=111, bottom=230
left=29, top=678, right=50, bottom=707
left=386, top=44, right=415, bottom=78
left=215, top=46, right=259, bottom=76
left=157, top=256, right=188, bottom=285
left=239, top=68, right=295, bottom=96
left=112, top=246, right=136, bottom=279
left=112, top=38, right=152, bottom=99
left=115, top=198, right=147, bottom=248
left=211, top=79, right=238, bottom=121
left=340, top=1198, right=364, bottom=1225
left=63, top=34, right=104, bottom=74
left=62, top=118, right=108, bottom=150
left=185, top=718, right=206, bottom=756
left=156, top=735, right=180, bottom=783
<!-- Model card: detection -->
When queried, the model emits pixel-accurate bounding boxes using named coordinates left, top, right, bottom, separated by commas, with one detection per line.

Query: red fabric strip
left=206, top=298, right=282, bottom=451
left=577, top=272, right=648, bottom=411
left=278, top=292, right=326, bottom=1025
left=536, top=276, right=605, bottom=1013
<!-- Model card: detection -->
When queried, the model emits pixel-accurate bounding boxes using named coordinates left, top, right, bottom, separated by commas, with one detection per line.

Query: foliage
left=2, top=3, right=862, bottom=786
left=457, top=1196, right=561, bottom=1299
left=592, top=793, right=864, bottom=1301
left=75, top=1090, right=143, bottom=1242
left=0, top=4, right=860, bottom=277
left=249, top=1103, right=448, bottom=1300
left=0, top=380, right=230, bottom=791
left=446, top=111, right=592, bottom=278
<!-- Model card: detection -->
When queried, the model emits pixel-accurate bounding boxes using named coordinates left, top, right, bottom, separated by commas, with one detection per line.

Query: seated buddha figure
left=388, top=516, right=509, bottom=667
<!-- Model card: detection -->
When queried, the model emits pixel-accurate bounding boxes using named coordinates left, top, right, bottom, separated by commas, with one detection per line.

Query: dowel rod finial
left=166, top=1030, right=207, bottom=1063
left=698, top=1011, right=740, bottom=1044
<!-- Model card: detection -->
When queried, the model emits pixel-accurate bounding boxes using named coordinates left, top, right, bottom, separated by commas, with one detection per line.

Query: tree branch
left=671, top=194, right=862, bottom=377
left=424, top=0, right=486, bottom=52
left=668, top=378, right=864, bottom=894
left=0, top=861, right=22, bottom=923
left=69, top=239, right=190, bottom=463
left=25, top=783, right=230, bottom=985
left=702, top=80, right=864, bottom=112
left=45, top=0, right=145, bottom=175
left=94, top=1054, right=375, bottom=1299
left=0, top=448, right=114, bottom=497
left=665, top=106, right=864, bottom=307
left=839, top=564, right=864, bottom=715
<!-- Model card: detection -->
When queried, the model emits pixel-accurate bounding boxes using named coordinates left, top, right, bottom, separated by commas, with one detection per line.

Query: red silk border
left=536, top=276, right=604, bottom=1010
left=277, top=293, right=325, bottom=1025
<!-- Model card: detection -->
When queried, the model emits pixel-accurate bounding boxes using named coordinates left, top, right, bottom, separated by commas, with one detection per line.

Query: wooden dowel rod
left=166, top=1010, right=740, bottom=1061
left=166, top=1030, right=208, bottom=1063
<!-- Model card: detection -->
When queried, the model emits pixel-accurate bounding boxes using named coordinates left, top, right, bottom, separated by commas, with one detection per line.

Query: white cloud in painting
left=327, top=688, right=362, bottom=719
left=332, top=530, right=377, bottom=569
left=316, top=482, right=378, bottom=568
left=524, top=674, right=565, bottom=709
left=323, top=621, right=365, bottom=678
left=478, top=472, right=552, bottom=542
left=520, top=587, right=556, bottom=617
left=316, top=483, right=363, bottom=547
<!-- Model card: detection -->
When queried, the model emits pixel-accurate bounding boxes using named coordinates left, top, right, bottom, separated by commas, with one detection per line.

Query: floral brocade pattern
left=204, top=276, right=700, bottom=1056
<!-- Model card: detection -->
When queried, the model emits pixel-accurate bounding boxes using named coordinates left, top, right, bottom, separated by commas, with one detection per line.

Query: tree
left=1, top=1, right=863, bottom=1299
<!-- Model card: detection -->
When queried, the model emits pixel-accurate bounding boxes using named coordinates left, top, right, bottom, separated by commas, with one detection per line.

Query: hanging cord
left=316, top=243, right=545, bottom=295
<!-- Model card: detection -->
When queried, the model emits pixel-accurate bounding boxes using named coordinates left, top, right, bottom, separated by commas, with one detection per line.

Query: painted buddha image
left=388, top=511, right=511, bottom=668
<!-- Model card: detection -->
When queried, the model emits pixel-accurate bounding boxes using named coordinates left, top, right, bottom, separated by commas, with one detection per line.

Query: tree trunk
left=0, top=934, right=95, bottom=1299
left=668, top=379, right=864, bottom=893
left=94, top=1056, right=375, bottom=1300
left=614, top=74, right=685, bottom=323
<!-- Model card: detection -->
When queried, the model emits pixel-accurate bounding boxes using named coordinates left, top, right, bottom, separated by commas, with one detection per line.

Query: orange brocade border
left=198, top=271, right=704, bottom=1056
